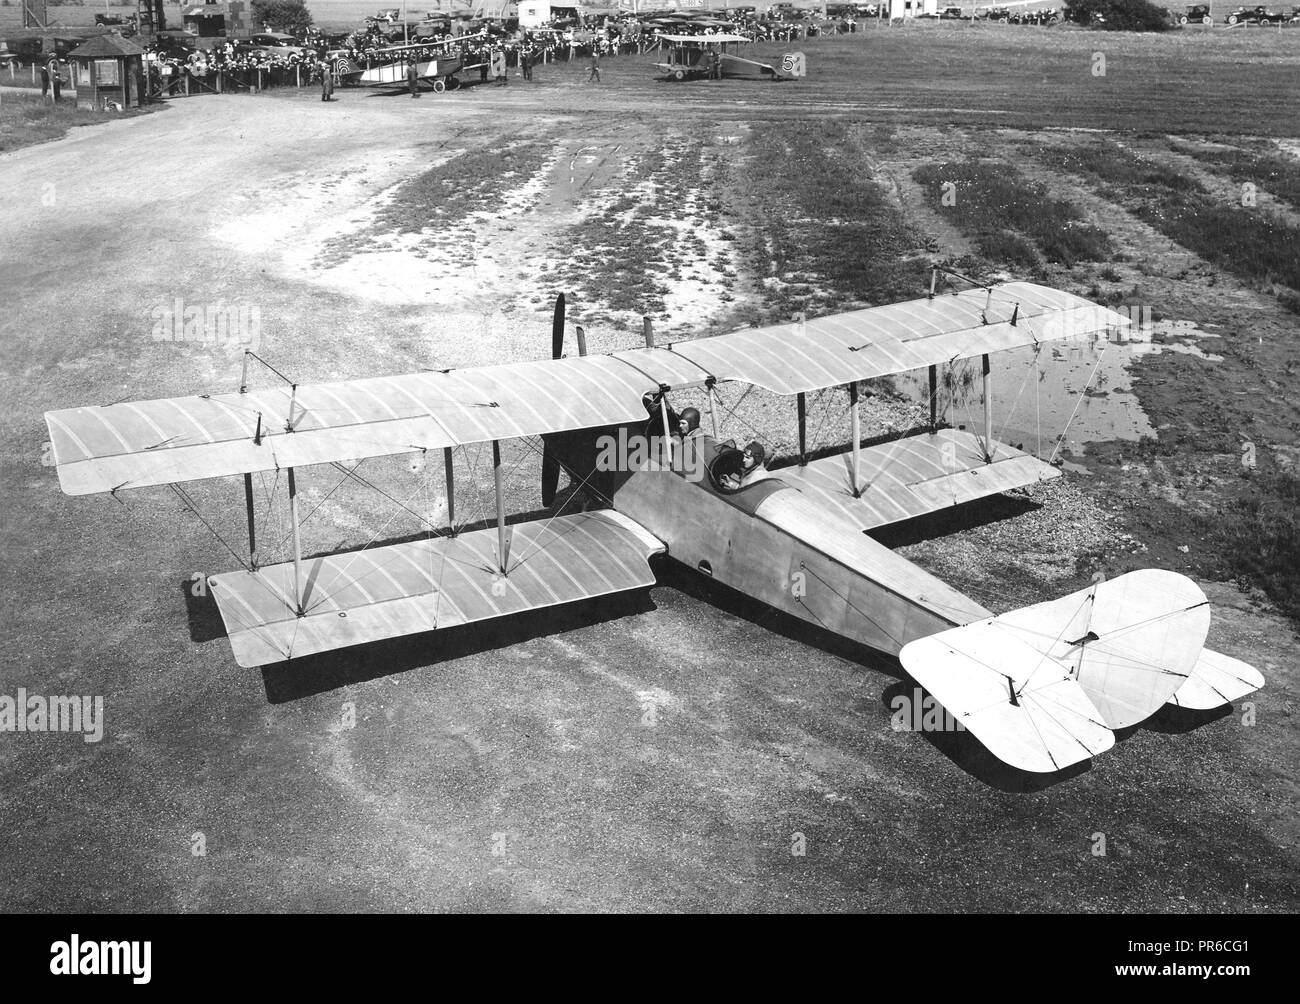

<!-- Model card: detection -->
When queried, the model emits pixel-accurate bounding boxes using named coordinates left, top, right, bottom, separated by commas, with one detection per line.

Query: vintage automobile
left=151, top=29, right=201, bottom=60
left=249, top=32, right=306, bottom=55
left=1224, top=5, right=1289, bottom=21
left=94, top=12, right=138, bottom=33
left=1, top=32, right=91, bottom=65
left=1175, top=4, right=1213, bottom=22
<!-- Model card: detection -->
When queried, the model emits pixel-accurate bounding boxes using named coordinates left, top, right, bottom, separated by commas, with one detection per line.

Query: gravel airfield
left=1, top=32, right=1297, bottom=913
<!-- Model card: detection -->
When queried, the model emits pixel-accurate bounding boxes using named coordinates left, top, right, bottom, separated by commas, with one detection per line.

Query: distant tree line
left=251, top=0, right=314, bottom=36
left=1066, top=0, right=1174, bottom=30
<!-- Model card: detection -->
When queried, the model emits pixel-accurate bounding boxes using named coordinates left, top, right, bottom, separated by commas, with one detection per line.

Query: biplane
left=354, top=31, right=489, bottom=92
left=43, top=278, right=1264, bottom=777
left=652, top=34, right=807, bottom=82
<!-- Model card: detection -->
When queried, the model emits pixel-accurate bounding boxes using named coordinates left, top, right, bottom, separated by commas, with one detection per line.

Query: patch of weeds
left=1211, top=471, right=1300, bottom=623
left=1033, top=139, right=1300, bottom=291
left=733, top=121, right=927, bottom=315
left=913, top=159, right=1113, bottom=269
left=1174, top=142, right=1300, bottom=212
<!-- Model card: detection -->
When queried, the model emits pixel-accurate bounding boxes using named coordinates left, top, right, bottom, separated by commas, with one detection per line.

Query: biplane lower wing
left=358, top=56, right=462, bottom=85
left=780, top=429, right=1060, bottom=532
left=208, top=510, right=663, bottom=668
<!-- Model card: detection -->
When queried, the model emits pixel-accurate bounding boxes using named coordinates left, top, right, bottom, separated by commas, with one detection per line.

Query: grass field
left=0, top=87, right=154, bottom=152
left=2, top=23, right=1298, bottom=913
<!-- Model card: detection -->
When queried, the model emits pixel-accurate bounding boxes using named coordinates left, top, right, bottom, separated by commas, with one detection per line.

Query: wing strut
left=444, top=447, right=456, bottom=533
left=244, top=473, right=258, bottom=570
left=797, top=391, right=807, bottom=467
left=929, top=363, right=939, bottom=432
left=287, top=467, right=305, bottom=615
left=705, top=376, right=720, bottom=438
left=849, top=382, right=861, bottom=497
left=239, top=354, right=258, bottom=568
left=492, top=440, right=510, bottom=574
left=981, top=353, right=995, bottom=463
left=659, top=394, right=674, bottom=466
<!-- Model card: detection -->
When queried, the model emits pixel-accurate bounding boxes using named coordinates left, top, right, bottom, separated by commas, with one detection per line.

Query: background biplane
left=652, top=34, right=807, bottom=82
left=43, top=279, right=1263, bottom=777
left=354, top=31, right=489, bottom=92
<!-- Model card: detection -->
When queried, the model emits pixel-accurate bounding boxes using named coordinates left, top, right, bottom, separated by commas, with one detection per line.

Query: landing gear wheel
left=432, top=78, right=445, bottom=93
left=673, top=68, right=685, bottom=81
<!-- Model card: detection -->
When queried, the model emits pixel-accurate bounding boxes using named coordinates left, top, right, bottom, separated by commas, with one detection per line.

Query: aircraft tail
left=899, top=570, right=1264, bottom=773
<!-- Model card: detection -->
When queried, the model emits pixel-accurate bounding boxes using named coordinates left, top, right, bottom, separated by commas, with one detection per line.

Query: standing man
left=520, top=46, right=531, bottom=82
left=587, top=50, right=600, bottom=83
left=49, top=58, right=63, bottom=103
left=407, top=59, right=420, bottom=97
left=319, top=59, right=334, bottom=101
left=40, top=61, right=50, bottom=100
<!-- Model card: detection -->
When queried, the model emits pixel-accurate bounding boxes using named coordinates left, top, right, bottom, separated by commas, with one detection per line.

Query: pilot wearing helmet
left=738, top=441, right=769, bottom=487
left=675, top=406, right=704, bottom=477
left=676, top=407, right=702, bottom=440
left=712, top=440, right=768, bottom=492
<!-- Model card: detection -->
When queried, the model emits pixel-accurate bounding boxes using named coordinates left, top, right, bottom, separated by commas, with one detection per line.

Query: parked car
left=249, top=32, right=305, bottom=55
left=1176, top=4, right=1213, bottom=23
left=1224, top=5, right=1287, bottom=22
left=151, top=29, right=200, bottom=60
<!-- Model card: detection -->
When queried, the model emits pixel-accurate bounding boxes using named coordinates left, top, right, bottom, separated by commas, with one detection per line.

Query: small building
left=67, top=33, right=147, bottom=110
left=889, top=0, right=938, bottom=15
left=181, top=1, right=253, bottom=39
left=519, top=0, right=553, bottom=27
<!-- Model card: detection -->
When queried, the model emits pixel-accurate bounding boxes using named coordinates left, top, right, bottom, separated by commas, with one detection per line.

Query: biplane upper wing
left=209, top=509, right=664, bottom=667
left=43, top=352, right=708, bottom=497
left=43, top=282, right=1124, bottom=498
left=656, top=33, right=753, bottom=42
left=658, top=282, right=1129, bottom=396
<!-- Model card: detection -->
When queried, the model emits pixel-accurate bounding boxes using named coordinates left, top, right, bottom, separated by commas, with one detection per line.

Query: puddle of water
left=892, top=319, right=1222, bottom=460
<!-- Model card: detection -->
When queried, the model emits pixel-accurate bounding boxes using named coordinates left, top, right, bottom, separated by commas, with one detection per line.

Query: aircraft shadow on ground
left=181, top=577, right=228, bottom=644
left=877, top=678, right=1093, bottom=793
left=1124, top=702, right=1233, bottom=735
left=652, top=558, right=903, bottom=681
left=258, top=588, right=656, bottom=703
left=869, top=490, right=1044, bottom=548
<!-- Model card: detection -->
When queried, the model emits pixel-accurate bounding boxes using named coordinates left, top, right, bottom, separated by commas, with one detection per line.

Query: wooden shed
left=67, top=34, right=146, bottom=111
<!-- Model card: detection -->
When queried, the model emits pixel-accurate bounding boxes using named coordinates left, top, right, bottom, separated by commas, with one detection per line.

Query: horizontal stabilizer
left=1170, top=648, right=1265, bottom=710
left=208, top=510, right=663, bottom=668
left=900, top=622, right=1114, bottom=774
left=991, top=570, right=1209, bottom=728
left=781, top=429, right=1059, bottom=532
left=900, top=571, right=1251, bottom=772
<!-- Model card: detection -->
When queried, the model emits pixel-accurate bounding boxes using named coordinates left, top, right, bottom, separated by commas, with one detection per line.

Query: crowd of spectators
left=138, top=9, right=861, bottom=94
